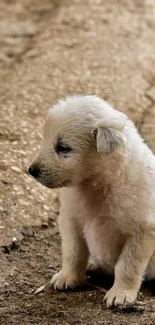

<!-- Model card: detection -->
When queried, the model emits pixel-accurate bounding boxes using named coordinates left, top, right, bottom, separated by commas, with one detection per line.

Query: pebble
left=42, top=222, right=48, bottom=228
left=43, top=205, right=50, bottom=212
left=34, top=285, right=46, bottom=294
left=11, top=237, right=20, bottom=250
left=11, top=166, right=21, bottom=173
left=13, top=150, right=26, bottom=156
left=21, top=226, right=34, bottom=237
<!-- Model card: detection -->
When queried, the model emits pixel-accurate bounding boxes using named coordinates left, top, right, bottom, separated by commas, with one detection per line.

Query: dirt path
left=0, top=0, right=155, bottom=324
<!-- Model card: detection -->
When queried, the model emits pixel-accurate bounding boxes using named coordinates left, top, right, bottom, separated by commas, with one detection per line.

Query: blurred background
left=0, top=1, right=155, bottom=324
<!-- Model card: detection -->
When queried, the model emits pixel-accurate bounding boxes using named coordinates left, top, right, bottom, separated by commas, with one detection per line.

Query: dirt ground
left=0, top=0, right=155, bottom=324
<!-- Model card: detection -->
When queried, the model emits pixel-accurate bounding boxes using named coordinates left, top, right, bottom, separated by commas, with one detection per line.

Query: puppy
left=29, top=95, right=155, bottom=307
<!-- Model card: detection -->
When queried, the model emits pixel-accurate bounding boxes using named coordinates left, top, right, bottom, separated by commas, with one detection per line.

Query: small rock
left=43, top=205, right=50, bottom=212
left=11, top=166, right=21, bottom=173
left=13, top=150, right=26, bottom=156
left=28, top=288, right=35, bottom=294
left=11, top=237, right=20, bottom=250
left=1, top=245, right=10, bottom=254
left=21, top=226, right=34, bottom=237
left=1, top=179, right=9, bottom=185
left=42, top=222, right=49, bottom=228
left=34, top=285, right=46, bottom=294
left=48, top=265, right=57, bottom=270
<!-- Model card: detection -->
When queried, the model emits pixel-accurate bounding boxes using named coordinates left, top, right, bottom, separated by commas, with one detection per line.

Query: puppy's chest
left=79, top=215, right=123, bottom=266
left=76, top=189, right=125, bottom=264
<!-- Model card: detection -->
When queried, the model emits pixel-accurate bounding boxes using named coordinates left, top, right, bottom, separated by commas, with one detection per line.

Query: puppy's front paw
left=104, top=285, right=137, bottom=307
left=50, top=271, right=84, bottom=291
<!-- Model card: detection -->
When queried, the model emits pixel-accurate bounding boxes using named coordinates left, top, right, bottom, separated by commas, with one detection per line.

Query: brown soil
left=0, top=0, right=155, bottom=324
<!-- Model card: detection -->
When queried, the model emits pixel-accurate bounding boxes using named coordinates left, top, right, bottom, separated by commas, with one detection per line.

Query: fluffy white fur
left=29, top=95, right=155, bottom=307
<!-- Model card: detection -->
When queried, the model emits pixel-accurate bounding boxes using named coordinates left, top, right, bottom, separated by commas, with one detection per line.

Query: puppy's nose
left=28, top=165, right=40, bottom=178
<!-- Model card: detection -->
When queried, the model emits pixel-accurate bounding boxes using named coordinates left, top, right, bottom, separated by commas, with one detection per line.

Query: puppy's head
left=28, top=96, right=127, bottom=188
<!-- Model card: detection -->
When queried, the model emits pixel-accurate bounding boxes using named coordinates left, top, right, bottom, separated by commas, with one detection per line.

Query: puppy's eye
left=56, top=144, right=72, bottom=154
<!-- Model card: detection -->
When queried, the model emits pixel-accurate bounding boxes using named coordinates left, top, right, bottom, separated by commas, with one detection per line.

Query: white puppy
left=29, top=95, right=155, bottom=307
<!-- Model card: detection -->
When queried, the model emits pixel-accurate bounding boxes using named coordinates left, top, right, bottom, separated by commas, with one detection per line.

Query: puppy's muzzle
left=28, top=164, right=40, bottom=179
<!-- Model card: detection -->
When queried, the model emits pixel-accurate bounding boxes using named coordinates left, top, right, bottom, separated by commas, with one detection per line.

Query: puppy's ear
left=95, top=118, right=126, bottom=154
